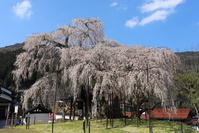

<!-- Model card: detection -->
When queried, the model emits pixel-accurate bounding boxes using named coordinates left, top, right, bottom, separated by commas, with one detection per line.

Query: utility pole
left=52, top=86, right=57, bottom=133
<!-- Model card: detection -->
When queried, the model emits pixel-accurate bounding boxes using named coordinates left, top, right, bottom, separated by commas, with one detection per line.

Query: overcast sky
left=0, top=0, right=199, bottom=51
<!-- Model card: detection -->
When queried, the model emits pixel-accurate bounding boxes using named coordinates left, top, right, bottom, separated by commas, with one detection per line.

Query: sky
left=0, top=0, right=199, bottom=52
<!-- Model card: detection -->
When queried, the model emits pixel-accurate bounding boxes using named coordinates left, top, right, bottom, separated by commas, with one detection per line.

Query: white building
left=24, top=104, right=52, bottom=124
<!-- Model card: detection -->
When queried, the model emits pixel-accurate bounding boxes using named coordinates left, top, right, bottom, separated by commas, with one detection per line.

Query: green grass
left=0, top=118, right=197, bottom=133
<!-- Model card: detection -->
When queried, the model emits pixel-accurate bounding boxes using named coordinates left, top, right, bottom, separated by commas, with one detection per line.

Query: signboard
left=15, top=106, right=18, bottom=113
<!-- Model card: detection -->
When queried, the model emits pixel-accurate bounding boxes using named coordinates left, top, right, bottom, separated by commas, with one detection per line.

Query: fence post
left=26, top=116, right=30, bottom=129
left=83, top=120, right=86, bottom=133
left=34, top=116, right=36, bottom=124
left=88, top=121, right=90, bottom=133
left=149, top=126, right=153, bottom=133
left=28, top=117, right=30, bottom=129
left=14, top=117, right=17, bottom=127
left=180, top=122, right=183, bottom=133
left=106, top=117, right=108, bottom=129
left=26, top=117, right=27, bottom=129
left=11, top=113, right=14, bottom=129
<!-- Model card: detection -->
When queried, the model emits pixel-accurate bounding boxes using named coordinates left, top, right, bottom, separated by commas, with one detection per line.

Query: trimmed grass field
left=0, top=118, right=196, bottom=133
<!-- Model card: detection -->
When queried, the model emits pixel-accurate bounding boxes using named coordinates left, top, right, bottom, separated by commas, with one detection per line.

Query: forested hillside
left=0, top=43, right=24, bottom=90
left=176, top=51, right=199, bottom=73
left=175, top=51, right=199, bottom=115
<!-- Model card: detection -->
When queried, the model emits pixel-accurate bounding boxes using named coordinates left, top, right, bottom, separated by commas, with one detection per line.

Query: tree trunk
left=85, top=87, right=89, bottom=126
left=112, top=92, right=114, bottom=127
left=136, top=93, right=140, bottom=127
left=193, top=104, right=199, bottom=125
left=62, top=107, right=66, bottom=121
left=73, top=105, right=75, bottom=120
left=69, top=99, right=73, bottom=120
left=109, top=94, right=112, bottom=126
left=148, top=92, right=151, bottom=130
left=131, top=98, right=134, bottom=123
left=120, top=95, right=124, bottom=123
left=124, top=97, right=126, bottom=125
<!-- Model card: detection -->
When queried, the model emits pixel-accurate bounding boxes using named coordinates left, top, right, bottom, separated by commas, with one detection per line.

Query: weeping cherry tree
left=13, top=17, right=180, bottom=123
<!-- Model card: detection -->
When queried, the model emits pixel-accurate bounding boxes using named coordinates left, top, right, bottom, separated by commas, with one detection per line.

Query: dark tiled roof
left=0, top=84, right=14, bottom=93
left=24, top=104, right=52, bottom=114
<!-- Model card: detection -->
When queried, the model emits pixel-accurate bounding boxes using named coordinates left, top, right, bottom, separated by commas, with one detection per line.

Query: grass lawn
left=0, top=118, right=196, bottom=133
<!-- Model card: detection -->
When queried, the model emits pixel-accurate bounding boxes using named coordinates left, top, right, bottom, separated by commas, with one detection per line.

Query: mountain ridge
left=0, top=43, right=24, bottom=53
